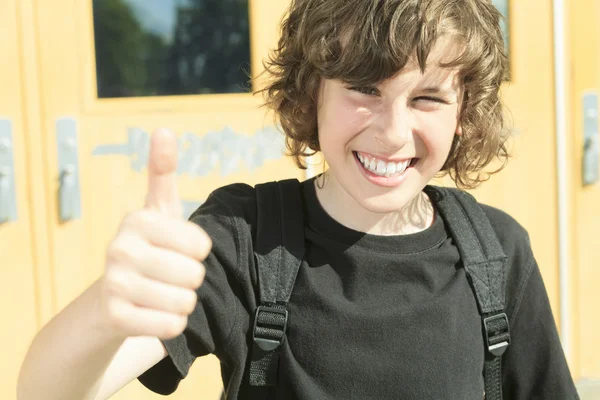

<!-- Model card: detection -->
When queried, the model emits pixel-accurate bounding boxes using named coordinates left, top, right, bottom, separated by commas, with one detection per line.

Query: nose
left=374, top=103, right=413, bottom=150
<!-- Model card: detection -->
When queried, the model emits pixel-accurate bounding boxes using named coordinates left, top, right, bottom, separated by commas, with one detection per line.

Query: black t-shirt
left=138, top=178, right=579, bottom=399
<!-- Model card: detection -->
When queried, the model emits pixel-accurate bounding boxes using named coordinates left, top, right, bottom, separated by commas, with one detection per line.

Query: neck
left=314, top=173, right=435, bottom=236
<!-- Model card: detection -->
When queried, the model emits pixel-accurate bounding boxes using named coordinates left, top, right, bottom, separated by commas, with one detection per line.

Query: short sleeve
left=138, top=184, right=256, bottom=394
left=502, top=259, right=579, bottom=399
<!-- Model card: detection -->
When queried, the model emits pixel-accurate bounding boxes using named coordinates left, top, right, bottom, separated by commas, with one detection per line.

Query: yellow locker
left=1, top=0, right=46, bottom=398
left=571, top=0, right=600, bottom=382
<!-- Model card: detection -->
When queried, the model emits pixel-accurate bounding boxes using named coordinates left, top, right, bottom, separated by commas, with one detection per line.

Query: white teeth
left=368, top=158, right=376, bottom=170
left=356, top=152, right=412, bottom=177
left=385, top=162, right=396, bottom=177
left=397, top=160, right=408, bottom=173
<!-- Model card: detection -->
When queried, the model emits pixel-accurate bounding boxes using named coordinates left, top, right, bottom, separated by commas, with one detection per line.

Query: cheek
left=419, top=112, right=460, bottom=157
left=318, top=101, right=371, bottom=145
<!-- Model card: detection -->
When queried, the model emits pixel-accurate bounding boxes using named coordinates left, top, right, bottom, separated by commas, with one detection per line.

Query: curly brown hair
left=260, top=0, right=511, bottom=189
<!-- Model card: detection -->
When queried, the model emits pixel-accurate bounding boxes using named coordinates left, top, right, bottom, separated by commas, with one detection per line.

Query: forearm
left=17, top=278, right=124, bottom=400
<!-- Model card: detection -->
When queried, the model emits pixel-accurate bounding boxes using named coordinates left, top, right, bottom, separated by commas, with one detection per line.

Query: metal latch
left=0, top=119, right=17, bottom=223
left=583, top=93, right=599, bottom=186
left=56, top=118, right=81, bottom=222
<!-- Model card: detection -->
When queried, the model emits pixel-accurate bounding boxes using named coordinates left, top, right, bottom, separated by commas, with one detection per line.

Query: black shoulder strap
left=249, top=179, right=305, bottom=387
left=431, top=186, right=511, bottom=400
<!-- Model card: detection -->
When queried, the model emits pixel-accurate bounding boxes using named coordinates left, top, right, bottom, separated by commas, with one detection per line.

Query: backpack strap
left=249, top=179, right=305, bottom=387
left=431, top=186, right=510, bottom=400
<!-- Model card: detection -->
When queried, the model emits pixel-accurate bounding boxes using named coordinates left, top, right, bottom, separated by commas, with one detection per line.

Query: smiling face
left=316, top=40, right=464, bottom=229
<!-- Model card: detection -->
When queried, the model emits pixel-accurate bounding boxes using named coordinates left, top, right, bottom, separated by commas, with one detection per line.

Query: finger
left=136, top=245, right=206, bottom=290
left=120, top=273, right=199, bottom=316
left=121, top=211, right=212, bottom=261
left=109, top=297, right=188, bottom=339
left=108, top=232, right=209, bottom=290
left=144, top=128, right=182, bottom=218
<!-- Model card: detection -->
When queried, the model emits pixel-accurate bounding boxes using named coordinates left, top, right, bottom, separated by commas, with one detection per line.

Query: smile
left=354, top=151, right=417, bottom=177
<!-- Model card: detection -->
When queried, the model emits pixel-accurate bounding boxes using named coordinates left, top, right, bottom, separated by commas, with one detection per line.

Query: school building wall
left=1, top=1, right=598, bottom=399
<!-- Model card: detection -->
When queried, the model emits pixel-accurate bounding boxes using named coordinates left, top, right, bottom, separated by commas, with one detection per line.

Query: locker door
left=571, top=0, right=600, bottom=383
left=34, top=0, right=294, bottom=398
left=1, top=0, right=45, bottom=397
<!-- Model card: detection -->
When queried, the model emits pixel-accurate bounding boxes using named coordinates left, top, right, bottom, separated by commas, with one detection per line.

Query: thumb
left=144, top=129, right=182, bottom=218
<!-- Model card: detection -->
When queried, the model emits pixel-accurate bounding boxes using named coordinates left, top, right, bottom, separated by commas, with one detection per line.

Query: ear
left=456, top=123, right=463, bottom=136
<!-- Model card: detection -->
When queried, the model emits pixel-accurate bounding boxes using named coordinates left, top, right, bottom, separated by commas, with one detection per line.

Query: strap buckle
left=483, top=313, right=511, bottom=357
left=252, top=305, right=289, bottom=352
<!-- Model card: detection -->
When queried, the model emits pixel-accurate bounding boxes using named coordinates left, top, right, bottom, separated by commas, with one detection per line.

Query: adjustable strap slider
left=483, top=313, right=511, bottom=357
left=252, top=305, right=289, bottom=352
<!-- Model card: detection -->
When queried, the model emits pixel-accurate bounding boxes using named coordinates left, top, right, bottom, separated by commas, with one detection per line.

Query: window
left=491, top=0, right=510, bottom=58
left=92, top=0, right=251, bottom=98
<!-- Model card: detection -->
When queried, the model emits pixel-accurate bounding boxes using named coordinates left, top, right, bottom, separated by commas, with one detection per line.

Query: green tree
left=166, top=0, right=250, bottom=94
left=93, top=0, right=152, bottom=97
left=92, top=0, right=250, bottom=97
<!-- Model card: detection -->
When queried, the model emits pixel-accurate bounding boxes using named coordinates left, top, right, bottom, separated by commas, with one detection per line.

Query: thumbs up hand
left=100, top=129, right=212, bottom=340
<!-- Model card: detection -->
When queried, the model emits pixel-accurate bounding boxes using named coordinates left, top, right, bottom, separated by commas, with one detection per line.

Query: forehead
left=386, top=38, right=464, bottom=90
left=424, top=35, right=464, bottom=66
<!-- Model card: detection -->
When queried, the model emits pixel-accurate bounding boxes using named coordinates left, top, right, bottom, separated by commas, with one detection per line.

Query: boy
left=18, top=0, right=579, bottom=399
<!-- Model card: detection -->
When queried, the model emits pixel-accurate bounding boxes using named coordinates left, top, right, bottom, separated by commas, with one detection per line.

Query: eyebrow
left=421, top=87, right=457, bottom=95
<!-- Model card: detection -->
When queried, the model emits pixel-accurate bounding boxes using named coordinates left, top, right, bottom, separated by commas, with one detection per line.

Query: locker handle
left=583, top=133, right=599, bottom=186
left=59, top=164, right=77, bottom=221
left=583, top=93, right=600, bottom=186
left=0, top=120, right=17, bottom=223
left=584, top=134, right=597, bottom=150
left=56, top=119, right=81, bottom=222
left=0, top=167, right=13, bottom=223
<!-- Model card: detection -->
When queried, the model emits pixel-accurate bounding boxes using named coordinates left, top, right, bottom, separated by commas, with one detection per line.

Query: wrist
left=89, top=278, right=129, bottom=345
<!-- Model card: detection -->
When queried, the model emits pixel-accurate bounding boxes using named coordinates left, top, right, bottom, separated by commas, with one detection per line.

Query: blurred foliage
left=92, top=0, right=251, bottom=98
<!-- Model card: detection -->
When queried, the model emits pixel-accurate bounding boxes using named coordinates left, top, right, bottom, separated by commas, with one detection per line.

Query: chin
left=359, top=199, right=410, bottom=214
left=350, top=186, right=424, bottom=215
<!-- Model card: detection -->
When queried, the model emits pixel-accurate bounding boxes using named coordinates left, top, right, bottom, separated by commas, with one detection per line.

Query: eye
left=347, top=86, right=380, bottom=96
left=413, top=96, right=449, bottom=104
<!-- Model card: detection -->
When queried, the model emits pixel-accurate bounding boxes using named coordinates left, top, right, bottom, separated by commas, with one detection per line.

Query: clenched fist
left=99, top=129, right=212, bottom=340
